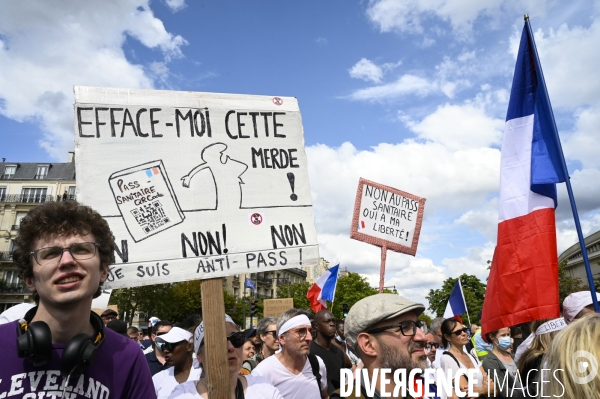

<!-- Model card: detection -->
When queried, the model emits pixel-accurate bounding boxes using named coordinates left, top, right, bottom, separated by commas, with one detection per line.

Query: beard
left=377, top=338, right=428, bottom=372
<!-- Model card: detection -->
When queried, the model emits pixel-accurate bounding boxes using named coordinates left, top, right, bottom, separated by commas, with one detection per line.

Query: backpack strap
left=307, top=354, right=324, bottom=396
left=242, top=359, right=257, bottom=371
left=442, top=351, right=461, bottom=367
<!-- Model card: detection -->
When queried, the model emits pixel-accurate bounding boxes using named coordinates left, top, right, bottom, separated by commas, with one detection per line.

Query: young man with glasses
left=146, top=320, right=174, bottom=375
left=0, top=201, right=156, bottom=398
left=252, top=309, right=328, bottom=399
left=331, top=293, right=434, bottom=399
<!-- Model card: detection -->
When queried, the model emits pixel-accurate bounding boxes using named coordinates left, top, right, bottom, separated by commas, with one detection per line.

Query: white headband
left=535, top=317, right=566, bottom=336
left=194, top=314, right=235, bottom=355
left=278, top=315, right=311, bottom=338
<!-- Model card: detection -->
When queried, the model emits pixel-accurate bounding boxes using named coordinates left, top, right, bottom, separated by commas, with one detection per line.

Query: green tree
left=426, top=274, right=486, bottom=325
left=330, top=272, right=379, bottom=319
left=558, top=259, right=587, bottom=303
left=276, top=281, right=311, bottom=312
left=418, top=313, right=432, bottom=327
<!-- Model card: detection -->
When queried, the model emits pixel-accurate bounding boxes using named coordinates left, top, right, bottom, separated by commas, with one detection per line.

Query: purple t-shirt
left=0, top=320, right=157, bottom=398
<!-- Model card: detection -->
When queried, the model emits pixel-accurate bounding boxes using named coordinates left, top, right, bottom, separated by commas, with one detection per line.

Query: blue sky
left=2, top=0, right=600, bottom=307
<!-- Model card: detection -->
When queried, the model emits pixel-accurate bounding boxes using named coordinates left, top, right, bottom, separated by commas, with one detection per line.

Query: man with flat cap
left=331, top=293, right=437, bottom=399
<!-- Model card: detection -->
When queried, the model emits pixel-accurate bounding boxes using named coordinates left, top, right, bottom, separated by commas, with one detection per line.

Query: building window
left=22, top=187, right=47, bottom=203
left=234, top=287, right=239, bottom=296
left=68, top=186, right=76, bottom=198
left=0, top=187, right=6, bottom=201
left=2, top=165, right=16, bottom=179
left=35, top=165, right=49, bottom=179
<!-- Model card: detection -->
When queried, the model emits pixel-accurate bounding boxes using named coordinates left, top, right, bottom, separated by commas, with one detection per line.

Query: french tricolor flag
left=443, top=280, right=467, bottom=319
left=306, top=264, right=340, bottom=313
left=482, top=20, right=566, bottom=334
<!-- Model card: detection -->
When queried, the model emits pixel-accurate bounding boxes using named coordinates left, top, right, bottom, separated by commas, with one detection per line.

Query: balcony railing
left=0, top=194, right=76, bottom=204
left=0, top=283, right=29, bottom=293
left=0, top=252, right=13, bottom=261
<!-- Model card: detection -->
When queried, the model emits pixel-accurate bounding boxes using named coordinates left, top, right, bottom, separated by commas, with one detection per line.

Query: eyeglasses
left=156, top=340, right=187, bottom=352
left=449, top=327, right=469, bottom=336
left=29, top=242, right=100, bottom=267
left=366, top=320, right=424, bottom=336
left=285, top=327, right=310, bottom=340
left=228, top=332, right=246, bottom=348
left=426, top=342, right=440, bottom=350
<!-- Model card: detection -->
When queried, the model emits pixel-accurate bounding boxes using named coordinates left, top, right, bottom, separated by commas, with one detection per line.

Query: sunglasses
left=200, top=331, right=246, bottom=349
left=449, top=327, right=469, bottom=336
left=426, top=342, right=440, bottom=350
left=156, top=340, right=187, bottom=352
left=264, top=330, right=278, bottom=338
left=228, top=332, right=246, bottom=348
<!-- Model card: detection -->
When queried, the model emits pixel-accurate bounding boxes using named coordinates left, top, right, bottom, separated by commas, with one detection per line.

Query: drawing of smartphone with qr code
left=109, top=160, right=185, bottom=242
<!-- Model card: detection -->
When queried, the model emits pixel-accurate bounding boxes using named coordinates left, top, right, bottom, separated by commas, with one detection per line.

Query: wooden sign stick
left=379, top=245, right=387, bottom=293
left=201, top=278, right=230, bottom=399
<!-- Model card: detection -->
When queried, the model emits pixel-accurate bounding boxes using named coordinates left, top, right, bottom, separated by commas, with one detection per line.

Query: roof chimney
left=1, top=158, right=5, bottom=162
left=68, top=152, right=75, bottom=163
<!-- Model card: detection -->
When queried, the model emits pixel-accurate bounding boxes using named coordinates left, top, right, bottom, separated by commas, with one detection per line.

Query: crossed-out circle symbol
left=251, top=213, right=263, bottom=225
left=572, top=350, right=599, bottom=384
left=272, top=97, right=283, bottom=106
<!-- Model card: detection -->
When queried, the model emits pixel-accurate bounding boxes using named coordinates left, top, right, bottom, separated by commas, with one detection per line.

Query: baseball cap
left=245, top=328, right=257, bottom=339
left=345, top=293, right=425, bottom=348
left=157, top=327, right=193, bottom=344
left=563, top=291, right=600, bottom=323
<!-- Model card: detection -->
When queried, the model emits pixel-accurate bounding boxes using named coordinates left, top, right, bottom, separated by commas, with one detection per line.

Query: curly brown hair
left=13, top=200, right=115, bottom=302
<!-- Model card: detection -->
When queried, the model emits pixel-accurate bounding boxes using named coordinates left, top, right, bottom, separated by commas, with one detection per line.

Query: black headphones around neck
left=16, top=306, right=105, bottom=377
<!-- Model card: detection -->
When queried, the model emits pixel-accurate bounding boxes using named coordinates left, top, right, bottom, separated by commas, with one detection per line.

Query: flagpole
left=525, top=15, right=600, bottom=312
left=458, top=279, right=472, bottom=327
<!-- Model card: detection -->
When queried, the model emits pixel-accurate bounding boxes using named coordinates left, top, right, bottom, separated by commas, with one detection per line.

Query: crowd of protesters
left=0, top=201, right=599, bottom=399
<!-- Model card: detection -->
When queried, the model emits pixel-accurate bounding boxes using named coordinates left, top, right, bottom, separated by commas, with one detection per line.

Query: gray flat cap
left=345, top=293, right=425, bottom=347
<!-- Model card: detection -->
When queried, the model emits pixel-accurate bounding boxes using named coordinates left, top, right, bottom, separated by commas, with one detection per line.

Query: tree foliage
left=330, top=272, right=379, bottom=319
left=558, top=259, right=587, bottom=304
left=276, top=281, right=311, bottom=312
left=426, top=274, right=486, bottom=324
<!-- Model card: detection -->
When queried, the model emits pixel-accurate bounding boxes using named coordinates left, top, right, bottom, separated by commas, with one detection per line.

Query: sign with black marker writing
left=350, top=178, right=425, bottom=256
left=74, top=86, right=319, bottom=289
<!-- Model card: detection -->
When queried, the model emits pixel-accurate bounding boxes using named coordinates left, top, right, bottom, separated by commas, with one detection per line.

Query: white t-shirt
left=153, top=366, right=203, bottom=399
left=167, top=375, right=284, bottom=399
left=439, top=349, right=484, bottom=399
left=251, top=354, right=327, bottom=399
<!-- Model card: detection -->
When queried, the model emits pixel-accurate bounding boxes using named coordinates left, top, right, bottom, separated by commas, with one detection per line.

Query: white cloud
left=349, top=58, right=384, bottom=83
left=164, top=0, right=186, bottom=12
left=455, top=199, right=498, bottom=241
left=315, top=37, right=328, bottom=45
left=346, top=74, right=437, bottom=101
left=402, top=102, right=504, bottom=150
left=442, top=243, right=494, bottom=281
left=346, top=50, right=477, bottom=101
left=563, top=106, right=600, bottom=169
left=0, top=0, right=187, bottom=160
left=508, top=21, right=600, bottom=110
left=366, top=0, right=504, bottom=38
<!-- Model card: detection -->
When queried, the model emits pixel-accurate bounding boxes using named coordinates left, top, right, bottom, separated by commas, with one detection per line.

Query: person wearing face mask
left=481, top=327, right=524, bottom=398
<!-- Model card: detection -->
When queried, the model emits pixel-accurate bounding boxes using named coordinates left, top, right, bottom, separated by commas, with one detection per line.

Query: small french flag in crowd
left=145, top=167, right=160, bottom=178
left=306, top=264, right=340, bottom=313
left=443, top=280, right=468, bottom=318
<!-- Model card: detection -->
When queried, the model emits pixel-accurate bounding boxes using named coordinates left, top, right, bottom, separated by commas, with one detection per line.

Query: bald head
left=314, top=310, right=336, bottom=339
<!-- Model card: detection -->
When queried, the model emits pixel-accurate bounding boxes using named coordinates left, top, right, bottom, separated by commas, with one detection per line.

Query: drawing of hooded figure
left=181, top=143, right=248, bottom=209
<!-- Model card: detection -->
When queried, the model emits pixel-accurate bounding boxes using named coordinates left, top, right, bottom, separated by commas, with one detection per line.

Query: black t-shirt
left=310, top=340, right=345, bottom=395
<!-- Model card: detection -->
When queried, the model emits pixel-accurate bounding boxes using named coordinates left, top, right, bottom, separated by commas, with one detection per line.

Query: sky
left=1, top=0, right=600, bottom=311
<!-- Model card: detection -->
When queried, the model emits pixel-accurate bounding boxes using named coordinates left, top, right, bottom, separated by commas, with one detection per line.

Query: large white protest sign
left=350, top=178, right=425, bottom=255
left=74, top=86, right=319, bottom=289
